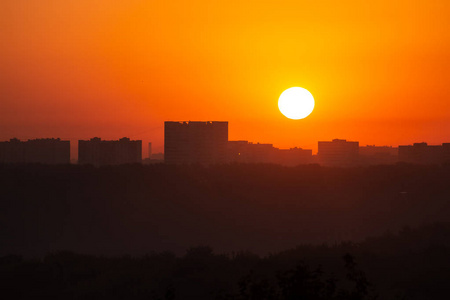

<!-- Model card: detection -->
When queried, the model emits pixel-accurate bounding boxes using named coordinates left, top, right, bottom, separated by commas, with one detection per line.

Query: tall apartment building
left=164, top=121, right=228, bottom=164
left=0, top=138, right=70, bottom=164
left=318, top=139, right=359, bottom=166
left=78, top=137, right=142, bottom=166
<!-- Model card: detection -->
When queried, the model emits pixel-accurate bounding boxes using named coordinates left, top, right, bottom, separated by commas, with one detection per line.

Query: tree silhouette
left=228, top=255, right=376, bottom=300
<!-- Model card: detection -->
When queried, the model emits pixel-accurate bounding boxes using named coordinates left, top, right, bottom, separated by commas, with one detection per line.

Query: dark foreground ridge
left=2, top=163, right=450, bottom=298
left=2, top=224, right=450, bottom=299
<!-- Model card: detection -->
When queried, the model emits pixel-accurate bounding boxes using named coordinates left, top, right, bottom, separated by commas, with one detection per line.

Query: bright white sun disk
left=278, top=87, right=315, bottom=120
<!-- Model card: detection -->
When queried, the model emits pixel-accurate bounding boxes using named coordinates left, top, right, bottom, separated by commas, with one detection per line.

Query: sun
left=278, top=87, right=315, bottom=120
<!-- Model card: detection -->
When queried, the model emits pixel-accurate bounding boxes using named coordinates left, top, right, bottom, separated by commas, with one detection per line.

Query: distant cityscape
left=1, top=121, right=450, bottom=167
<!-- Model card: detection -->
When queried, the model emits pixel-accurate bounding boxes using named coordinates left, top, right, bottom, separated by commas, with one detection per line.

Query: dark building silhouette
left=143, top=152, right=164, bottom=164
left=164, top=121, right=228, bottom=164
left=398, top=142, right=449, bottom=164
left=227, top=140, right=251, bottom=163
left=318, top=139, right=359, bottom=166
left=359, top=145, right=398, bottom=165
left=78, top=137, right=142, bottom=166
left=227, top=141, right=274, bottom=163
left=444, top=143, right=450, bottom=163
left=227, top=140, right=312, bottom=165
left=275, top=147, right=313, bottom=166
left=0, top=138, right=70, bottom=164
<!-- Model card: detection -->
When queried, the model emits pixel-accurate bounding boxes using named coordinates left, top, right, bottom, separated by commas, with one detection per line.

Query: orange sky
left=2, top=1, right=450, bottom=157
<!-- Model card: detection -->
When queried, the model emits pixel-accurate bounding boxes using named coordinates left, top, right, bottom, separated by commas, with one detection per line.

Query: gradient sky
left=2, top=1, right=450, bottom=157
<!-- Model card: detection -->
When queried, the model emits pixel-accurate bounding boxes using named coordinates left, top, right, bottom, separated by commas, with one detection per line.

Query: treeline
left=2, top=223, right=450, bottom=299
left=1, top=163, right=450, bottom=256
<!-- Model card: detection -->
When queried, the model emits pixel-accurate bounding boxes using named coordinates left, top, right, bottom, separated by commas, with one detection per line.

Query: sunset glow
left=2, top=1, right=450, bottom=155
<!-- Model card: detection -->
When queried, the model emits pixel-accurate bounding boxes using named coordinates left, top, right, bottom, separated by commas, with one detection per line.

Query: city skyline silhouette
left=1, top=120, right=450, bottom=166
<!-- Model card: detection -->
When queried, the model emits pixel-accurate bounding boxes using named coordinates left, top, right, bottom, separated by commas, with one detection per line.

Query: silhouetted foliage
left=224, top=254, right=376, bottom=300
left=0, top=250, right=379, bottom=300
left=1, top=224, right=450, bottom=298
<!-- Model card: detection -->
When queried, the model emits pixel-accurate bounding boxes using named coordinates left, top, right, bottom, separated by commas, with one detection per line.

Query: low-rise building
left=398, top=142, right=445, bottom=164
left=359, top=145, right=398, bottom=165
left=0, top=138, right=70, bottom=164
left=318, top=139, right=359, bottom=167
left=78, top=137, right=142, bottom=165
left=227, top=141, right=312, bottom=165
